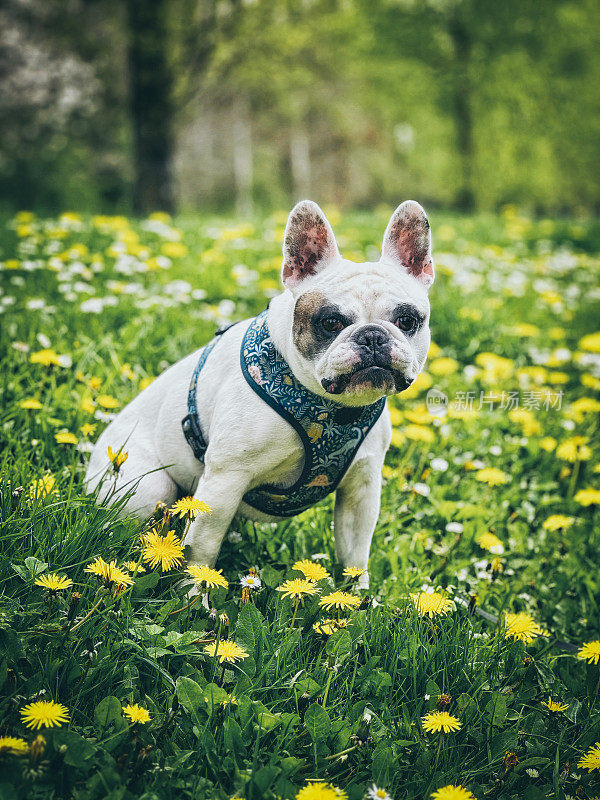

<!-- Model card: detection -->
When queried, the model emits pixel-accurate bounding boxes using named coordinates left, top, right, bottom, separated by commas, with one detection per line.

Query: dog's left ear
left=381, top=201, right=434, bottom=289
left=281, top=200, right=340, bottom=289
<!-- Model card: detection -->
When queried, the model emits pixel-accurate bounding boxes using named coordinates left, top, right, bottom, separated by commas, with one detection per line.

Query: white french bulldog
left=85, top=200, right=434, bottom=587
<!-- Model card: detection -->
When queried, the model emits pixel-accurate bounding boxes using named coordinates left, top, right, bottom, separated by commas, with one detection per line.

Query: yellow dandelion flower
left=578, top=742, right=600, bottom=771
left=343, top=566, right=367, bottom=579
left=574, top=488, right=600, bottom=506
left=20, top=700, right=69, bottom=730
left=30, top=349, right=60, bottom=367
left=84, top=557, right=133, bottom=589
left=405, top=405, right=434, bottom=425
left=476, top=532, right=504, bottom=554
left=55, top=431, right=78, bottom=445
left=539, top=436, right=557, bottom=452
left=203, top=640, right=249, bottom=664
left=556, top=436, right=592, bottom=463
left=296, top=781, right=348, bottom=800
left=504, top=612, right=543, bottom=643
left=81, top=397, right=96, bottom=414
left=34, top=573, right=73, bottom=591
left=81, top=423, right=96, bottom=437
left=508, top=407, right=541, bottom=436
left=542, top=514, right=576, bottom=531
left=107, top=446, right=128, bottom=468
left=171, top=496, right=212, bottom=519
left=313, top=619, right=336, bottom=635
left=162, top=241, right=188, bottom=258
left=122, top=704, right=150, bottom=724
left=474, top=467, right=509, bottom=486
left=277, top=578, right=320, bottom=601
left=568, top=397, right=600, bottom=422
left=29, top=474, right=57, bottom=500
left=431, top=787, right=476, bottom=800
left=123, top=561, right=145, bottom=574
left=579, top=332, right=600, bottom=353
left=542, top=697, right=568, bottom=713
left=319, top=591, right=361, bottom=611
left=20, top=399, right=43, bottom=410
left=97, top=394, right=120, bottom=409
left=422, top=710, right=462, bottom=734
left=404, top=424, right=435, bottom=443
left=410, top=591, right=454, bottom=618
left=578, top=640, right=600, bottom=664
left=429, top=357, right=459, bottom=376
left=293, top=559, right=331, bottom=581
left=0, top=736, right=29, bottom=755
left=186, top=564, right=229, bottom=590
left=142, top=530, right=185, bottom=572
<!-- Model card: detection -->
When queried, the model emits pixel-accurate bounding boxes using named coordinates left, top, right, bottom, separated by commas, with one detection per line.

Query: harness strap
left=181, top=338, right=218, bottom=461
left=181, top=321, right=243, bottom=462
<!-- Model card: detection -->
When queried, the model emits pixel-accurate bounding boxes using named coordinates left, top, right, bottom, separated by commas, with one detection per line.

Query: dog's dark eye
left=394, top=314, right=418, bottom=334
left=321, top=316, right=346, bottom=333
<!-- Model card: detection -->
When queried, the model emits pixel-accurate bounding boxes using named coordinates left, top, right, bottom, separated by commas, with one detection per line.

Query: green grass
left=1, top=208, right=600, bottom=800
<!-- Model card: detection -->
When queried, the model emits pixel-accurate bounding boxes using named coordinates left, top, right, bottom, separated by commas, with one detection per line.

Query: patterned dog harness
left=182, top=310, right=386, bottom=517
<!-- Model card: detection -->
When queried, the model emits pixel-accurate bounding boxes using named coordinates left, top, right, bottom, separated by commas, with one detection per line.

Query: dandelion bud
left=436, top=693, right=452, bottom=710
left=503, top=751, right=518, bottom=770
left=490, top=557, right=503, bottom=576
left=30, top=735, right=46, bottom=762
left=219, top=612, right=230, bottom=628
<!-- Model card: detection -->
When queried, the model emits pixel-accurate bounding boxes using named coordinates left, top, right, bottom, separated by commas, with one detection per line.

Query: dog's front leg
left=334, top=457, right=383, bottom=590
left=184, top=465, right=251, bottom=568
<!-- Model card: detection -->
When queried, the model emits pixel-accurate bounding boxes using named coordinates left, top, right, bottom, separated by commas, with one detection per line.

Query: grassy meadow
left=1, top=208, right=600, bottom=800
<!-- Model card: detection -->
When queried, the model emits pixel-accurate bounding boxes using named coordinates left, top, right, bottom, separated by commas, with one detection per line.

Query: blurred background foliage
left=0, top=0, right=599, bottom=216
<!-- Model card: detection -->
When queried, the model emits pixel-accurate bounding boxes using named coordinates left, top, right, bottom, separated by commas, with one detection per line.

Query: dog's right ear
left=281, top=201, right=340, bottom=289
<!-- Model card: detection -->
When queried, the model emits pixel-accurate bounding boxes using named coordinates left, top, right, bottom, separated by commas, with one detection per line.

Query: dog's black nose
left=354, top=325, right=389, bottom=350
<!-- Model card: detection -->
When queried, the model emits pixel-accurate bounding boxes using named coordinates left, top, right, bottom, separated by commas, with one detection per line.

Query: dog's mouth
left=321, top=366, right=411, bottom=396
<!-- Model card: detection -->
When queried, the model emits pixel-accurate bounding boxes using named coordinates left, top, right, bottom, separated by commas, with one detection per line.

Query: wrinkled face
left=280, top=199, right=435, bottom=407
left=292, top=268, right=430, bottom=406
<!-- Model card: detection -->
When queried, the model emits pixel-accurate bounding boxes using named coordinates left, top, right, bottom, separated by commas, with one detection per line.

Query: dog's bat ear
left=381, top=201, right=434, bottom=289
left=281, top=200, right=340, bottom=289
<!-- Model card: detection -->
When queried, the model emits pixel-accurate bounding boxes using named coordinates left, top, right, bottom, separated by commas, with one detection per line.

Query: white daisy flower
left=366, top=784, right=393, bottom=800
left=240, top=574, right=261, bottom=590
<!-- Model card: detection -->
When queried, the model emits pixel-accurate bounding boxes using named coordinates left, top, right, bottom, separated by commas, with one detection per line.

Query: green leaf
left=176, top=676, right=208, bottom=716
left=326, top=629, right=352, bottom=662
left=235, top=603, right=264, bottom=657
left=564, top=697, right=582, bottom=723
left=372, top=740, right=394, bottom=785
left=294, top=676, right=322, bottom=700
left=261, top=564, right=284, bottom=588
left=484, top=693, right=507, bottom=728
left=202, top=682, right=231, bottom=715
left=304, top=703, right=331, bottom=742
left=93, top=696, right=123, bottom=734
left=223, top=717, right=246, bottom=758
left=25, top=556, right=48, bottom=578
left=131, top=571, right=159, bottom=596
left=52, top=729, right=95, bottom=767
left=457, top=692, right=478, bottom=722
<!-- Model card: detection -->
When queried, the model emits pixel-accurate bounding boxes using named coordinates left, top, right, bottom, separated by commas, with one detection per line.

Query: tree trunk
left=125, top=0, right=174, bottom=213
left=232, top=95, right=253, bottom=216
left=290, top=124, right=311, bottom=200
left=448, top=14, right=475, bottom=212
